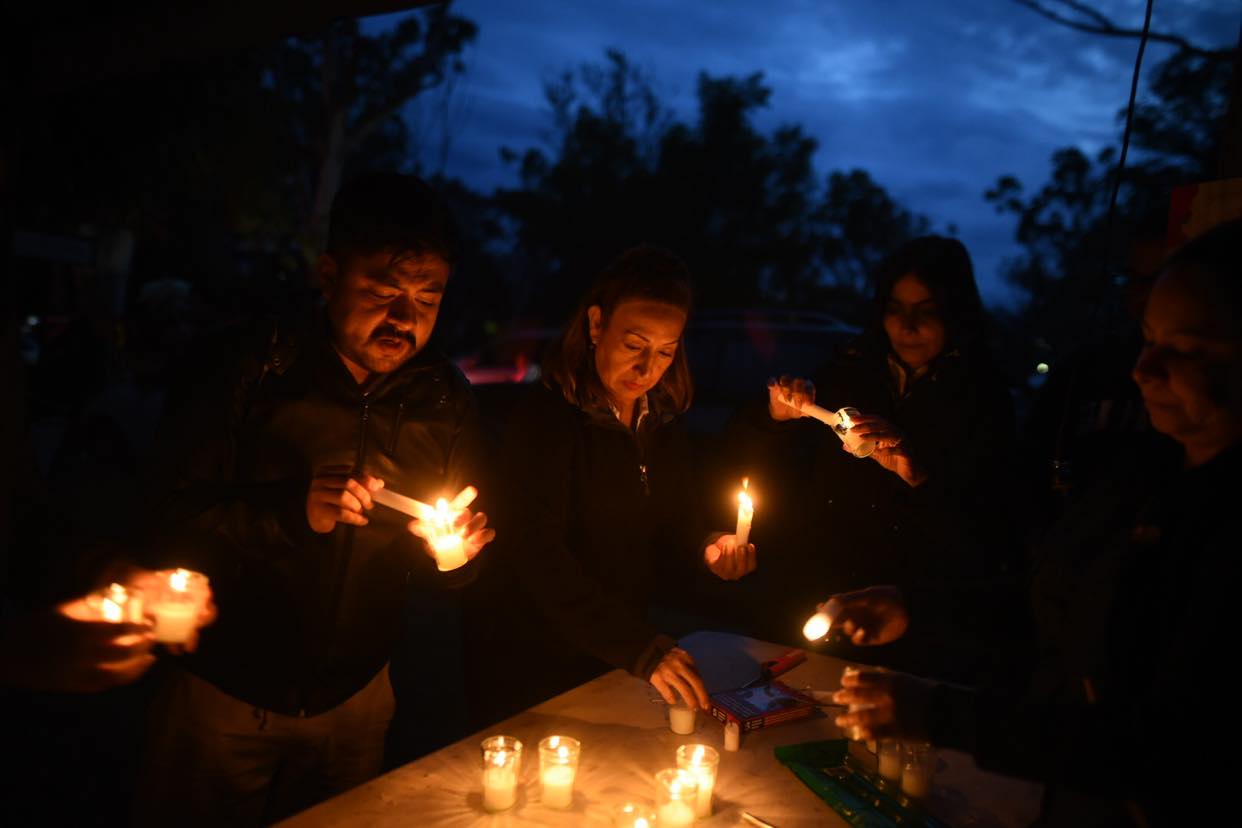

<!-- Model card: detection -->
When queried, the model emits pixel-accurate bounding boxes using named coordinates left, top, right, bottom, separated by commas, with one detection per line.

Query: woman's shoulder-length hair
left=543, top=244, right=694, bottom=416
left=867, top=235, right=989, bottom=358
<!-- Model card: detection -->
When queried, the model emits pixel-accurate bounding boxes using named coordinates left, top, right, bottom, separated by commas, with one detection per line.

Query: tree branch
left=1012, top=0, right=1234, bottom=60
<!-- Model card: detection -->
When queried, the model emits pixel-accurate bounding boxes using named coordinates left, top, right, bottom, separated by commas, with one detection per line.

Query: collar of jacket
left=307, top=316, right=450, bottom=399
left=563, top=383, right=673, bottom=434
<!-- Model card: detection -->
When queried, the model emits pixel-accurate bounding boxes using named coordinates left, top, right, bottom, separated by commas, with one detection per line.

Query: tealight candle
left=480, top=735, right=522, bottom=812
left=676, top=743, right=720, bottom=818
left=668, top=699, right=697, bottom=735
left=734, top=477, right=753, bottom=548
left=538, top=735, right=580, bottom=809
left=150, top=568, right=209, bottom=644
left=654, top=768, right=698, bottom=828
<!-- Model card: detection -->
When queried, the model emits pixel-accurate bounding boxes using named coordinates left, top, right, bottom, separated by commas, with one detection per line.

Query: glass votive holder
left=667, top=699, right=697, bottom=735
left=86, top=583, right=145, bottom=624
left=480, top=735, right=522, bottom=812
left=613, top=801, right=657, bottom=827
left=537, top=735, right=580, bottom=809
left=149, top=568, right=209, bottom=644
left=676, top=743, right=720, bottom=818
left=877, top=739, right=903, bottom=784
left=835, top=406, right=876, bottom=458
left=654, top=768, right=699, bottom=828
left=901, top=741, right=935, bottom=800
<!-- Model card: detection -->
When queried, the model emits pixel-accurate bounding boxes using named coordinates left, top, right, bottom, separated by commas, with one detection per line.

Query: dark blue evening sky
left=369, top=1, right=1238, bottom=307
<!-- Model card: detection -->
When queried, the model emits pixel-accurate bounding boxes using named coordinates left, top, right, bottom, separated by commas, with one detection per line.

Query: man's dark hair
left=326, top=173, right=459, bottom=266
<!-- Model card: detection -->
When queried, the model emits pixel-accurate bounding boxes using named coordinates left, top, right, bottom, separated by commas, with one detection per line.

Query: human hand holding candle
left=0, top=593, right=155, bottom=693
left=767, top=376, right=815, bottom=421
left=816, top=585, right=909, bottom=646
left=649, top=647, right=709, bottom=711
left=704, top=533, right=756, bottom=581
left=405, top=485, right=494, bottom=571
left=832, top=668, right=936, bottom=742
left=306, top=465, right=384, bottom=533
left=844, top=413, right=927, bottom=486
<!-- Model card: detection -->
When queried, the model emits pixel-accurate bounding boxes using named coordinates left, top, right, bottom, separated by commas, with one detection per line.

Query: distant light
left=25, top=315, right=39, bottom=326
left=1035, top=362, right=1050, bottom=375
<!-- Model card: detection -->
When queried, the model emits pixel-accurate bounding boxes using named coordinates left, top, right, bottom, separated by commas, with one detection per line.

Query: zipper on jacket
left=639, top=463, right=649, bottom=494
left=355, top=393, right=371, bottom=467
left=388, top=399, right=405, bottom=453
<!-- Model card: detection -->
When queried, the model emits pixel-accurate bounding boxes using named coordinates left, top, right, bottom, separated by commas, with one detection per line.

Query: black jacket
left=147, top=318, right=484, bottom=716
left=929, top=439, right=1241, bottom=826
left=490, top=382, right=702, bottom=681
left=724, top=338, right=1021, bottom=675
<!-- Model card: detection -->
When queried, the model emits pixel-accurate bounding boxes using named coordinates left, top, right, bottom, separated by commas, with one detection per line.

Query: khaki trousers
left=135, top=665, right=394, bottom=827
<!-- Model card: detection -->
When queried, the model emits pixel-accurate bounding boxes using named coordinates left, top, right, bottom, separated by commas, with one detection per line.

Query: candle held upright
left=430, top=498, right=468, bottom=572
left=735, top=477, right=754, bottom=548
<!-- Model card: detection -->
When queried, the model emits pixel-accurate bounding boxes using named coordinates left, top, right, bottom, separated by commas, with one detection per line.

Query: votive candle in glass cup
left=480, top=735, right=522, bottom=812
left=668, top=698, right=697, bottom=735
left=149, top=568, right=209, bottom=644
left=901, top=741, right=935, bottom=800
left=877, top=739, right=903, bottom=783
left=834, top=407, right=876, bottom=458
left=537, top=735, right=580, bottom=809
left=613, top=801, right=657, bottom=827
left=676, top=743, right=720, bottom=818
left=654, top=768, right=698, bottom=828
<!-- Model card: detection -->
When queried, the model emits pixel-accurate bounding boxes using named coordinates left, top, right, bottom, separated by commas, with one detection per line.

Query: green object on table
left=774, top=740, right=951, bottom=828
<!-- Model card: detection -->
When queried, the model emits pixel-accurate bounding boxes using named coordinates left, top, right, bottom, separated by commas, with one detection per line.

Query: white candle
left=540, top=763, right=575, bottom=808
left=482, top=763, right=517, bottom=811
left=799, top=402, right=840, bottom=426
left=735, top=477, right=753, bottom=548
left=431, top=498, right=468, bottom=571
left=724, top=720, right=740, bottom=751
left=151, top=568, right=206, bottom=644
left=676, top=744, right=719, bottom=819
left=669, top=703, right=697, bottom=735
left=657, top=800, right=695, bottom=827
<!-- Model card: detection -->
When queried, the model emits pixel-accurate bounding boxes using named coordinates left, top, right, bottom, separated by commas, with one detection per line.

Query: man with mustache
left=137, top=174, right=494, bottom=826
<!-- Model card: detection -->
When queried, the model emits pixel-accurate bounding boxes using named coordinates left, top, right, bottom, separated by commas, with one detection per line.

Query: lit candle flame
left=492, top=750, right=508, bottom=768
left=692, top=745, right=705, bottom=765
left=839, top=410, right=854, bottom=429
left=108, top=583, right=127, bottom=602
left=557, top=745, right=569, bottom=760
left=635, top=820, right=649, bottom=828
left=803, top=611, right=831, bottom=641
left=435, top=498, right=452, bottom=533
left=170, top=568, right=189, bottom=592
left=737, top=478, right=753, bottom=513
left=102, top=598, right=123, bottom=623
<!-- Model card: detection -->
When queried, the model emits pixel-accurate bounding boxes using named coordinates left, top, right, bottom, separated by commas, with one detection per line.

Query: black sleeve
left=142, top=330, right=312, bottom=582
left=499, top=390, right=676, bottom=679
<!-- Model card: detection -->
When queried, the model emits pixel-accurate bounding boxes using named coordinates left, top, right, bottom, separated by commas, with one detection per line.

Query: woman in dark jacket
left=830, top=218, right=1242, bottom=827
left=731, top=237, right=1020, bottom=681
left=467, top=246, right=754, bottom=725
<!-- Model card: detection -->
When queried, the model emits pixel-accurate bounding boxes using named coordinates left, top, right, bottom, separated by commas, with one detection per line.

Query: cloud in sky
left=373, top=0, right=1236, bottom=306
